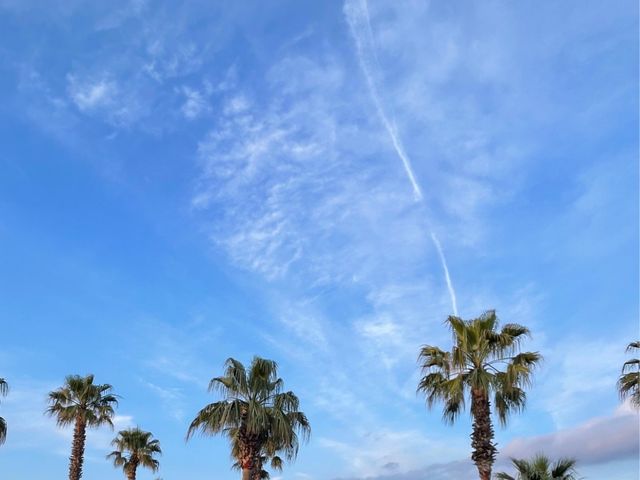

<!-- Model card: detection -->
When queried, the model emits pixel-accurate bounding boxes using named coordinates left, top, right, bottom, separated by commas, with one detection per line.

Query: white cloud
left=143, top=381, right=186, bottom=422
left=321, top=428, right=467, bottom=478
left=135, top=317, right=219, bottom=387
left=66, top=74, right=144, bottom=127
left=179, top=85, right=211, bottom=119
left=335, top=459, right=476, bottom=480
left=67, top=77, right=117, bottom=111
left=501, top=402, right=639, bottom=465
left=538, top=337, right=630, bottom=427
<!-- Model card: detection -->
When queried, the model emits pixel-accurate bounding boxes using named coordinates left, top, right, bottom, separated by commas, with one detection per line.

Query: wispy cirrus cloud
left=191, top=51, right=465, bottom=478
left=178, top=84, right=213, bottom=120
left=66, top=74, right=145, bottom=127
left=535, top=335, right=634, bottom=428
left=67, top=77, right=117, bottom=111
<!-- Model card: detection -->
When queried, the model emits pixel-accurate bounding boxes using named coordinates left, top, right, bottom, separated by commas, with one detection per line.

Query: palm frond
left=187, top=356, right=310, bottom=476
left=499, top=454, right=579, bottom=480
left=0, top=416, right=6, bottom=445
left=418, top=311, right=539, bottom=430
left=626, top=341, right=640, bottom=352
left=46, top=374, right=118, bottom=428
left=108, top=427, right=161, bottom=474
left=0, top=379, right=8, bottom=397
left=551, top=457, right=578, bottom=479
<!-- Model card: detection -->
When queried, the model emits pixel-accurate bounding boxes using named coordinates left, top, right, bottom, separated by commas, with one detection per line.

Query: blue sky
left=0, top=0, right=638, bottom=479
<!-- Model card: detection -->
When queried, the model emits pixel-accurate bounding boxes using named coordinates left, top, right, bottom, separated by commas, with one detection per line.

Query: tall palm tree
left=495, top=454, right=579, bottom=479
left=417, top=310, right=541, bottom=480
left=618, top=341, right=640, bottom=408
left=0, top=378, right=7, bottom=445
left=46, top=374, right=118, bottom=480
left=187, top=357, right=311, bottom=480
left=107, top=427, right=162, bottom=480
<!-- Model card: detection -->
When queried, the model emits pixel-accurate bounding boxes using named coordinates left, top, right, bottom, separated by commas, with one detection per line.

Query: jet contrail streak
left=344, top=0, right=423, bottom=201
left=430, top=232, right=459, bottom=316
left=344, top=0, right=459, bottom=315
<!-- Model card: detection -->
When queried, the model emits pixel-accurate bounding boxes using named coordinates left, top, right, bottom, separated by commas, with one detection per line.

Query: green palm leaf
left=618, top=341, right=640, bottom=407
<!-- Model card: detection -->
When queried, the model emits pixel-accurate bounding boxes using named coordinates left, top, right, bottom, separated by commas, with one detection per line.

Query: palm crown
left=0, top=378, right=8, bottom=445
left=46, top=374, right=118, bottom=427
left=618, top=341, right=640, bottom=408
left=418, top=310, right=541, bottom=480
left=495, top=454, right=579, bottom=480
left=108, top=428, right=161, bottom=479
left=187, top=357, right=310, bottom=479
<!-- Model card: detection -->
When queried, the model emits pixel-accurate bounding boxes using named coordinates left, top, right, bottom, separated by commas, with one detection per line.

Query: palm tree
left=187, top=357, right=311, bottom=480
left=46, top=374, right=118, bottom=480
left=107, top=427, right=162, bottom=480
left=0, top=378, right=7, bottom=445
left=495, top=454, right=579, bottom=479
left=417, top=310, right=541, bottom=480
left=618, top=341, right=640, bottom=408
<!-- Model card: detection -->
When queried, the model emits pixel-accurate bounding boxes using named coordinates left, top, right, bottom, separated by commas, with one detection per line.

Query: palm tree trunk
left=68, top=416, right=87, bottom=480
left=126, top=461, right=138, bottom=480
left=251, top=457, right=263, bottom=480
left=241, top=467, right=252, bottom=480
left=239, top=450, right=254, bottom=480
left=238, top=421, right=259, bottom=480
left=240, top=453, right=258, bottom=480
left=470, top=389, right=496, bottom=480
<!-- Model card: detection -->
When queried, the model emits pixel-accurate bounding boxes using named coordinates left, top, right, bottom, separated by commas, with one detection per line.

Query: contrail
left=344, top=0, right=459, bottom=315
left=344, top=0, right=422, bottom=201
left=430, top=232, right=459, bottom=316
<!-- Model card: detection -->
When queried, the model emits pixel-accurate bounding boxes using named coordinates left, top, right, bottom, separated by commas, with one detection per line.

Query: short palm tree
left=107, top=427, right=162, bottom=480
left=0, top=378, right=7, bottom=445
left=187, top=357, right=311, bottom=480
left=618, top=341, right=640, bottom=408
left=418, top=310, right=541, bottom=480
left=495, top=454, right=579, bottom=479
left=46, top=374, right=118, bottom=480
